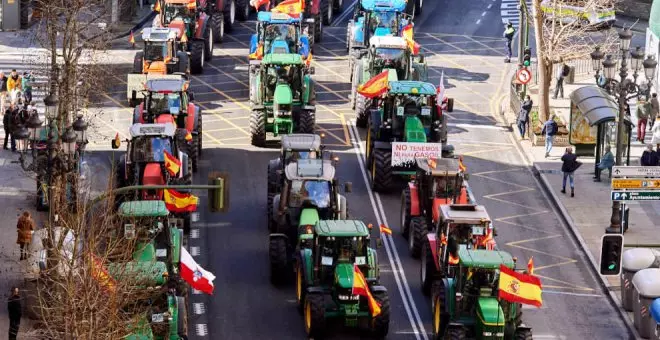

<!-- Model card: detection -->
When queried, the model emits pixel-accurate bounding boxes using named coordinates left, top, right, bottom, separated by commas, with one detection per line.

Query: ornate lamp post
left=590, top=28, right=658, bottom=234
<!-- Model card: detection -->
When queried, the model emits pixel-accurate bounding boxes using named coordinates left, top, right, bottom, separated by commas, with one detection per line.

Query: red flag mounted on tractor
left=357, top=70, right=389, bottom=98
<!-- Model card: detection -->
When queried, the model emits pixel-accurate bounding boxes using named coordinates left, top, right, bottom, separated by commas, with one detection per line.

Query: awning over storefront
left=568, top=86, right=634, bottom=127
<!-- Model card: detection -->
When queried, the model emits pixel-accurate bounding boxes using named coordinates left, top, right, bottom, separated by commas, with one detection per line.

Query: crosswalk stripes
left=501, top=0, right=532, bottom=28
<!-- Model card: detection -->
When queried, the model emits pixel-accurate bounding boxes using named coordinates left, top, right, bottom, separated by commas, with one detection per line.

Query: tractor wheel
left=211, top=14, right=224, bottom=43
left=370, top=148, right=393, bottom=192
left=133, top=52, right=144, bottom=73
left=269, top=237, right=289, bottom=284
left=405, top=0, right=416, bottom=17
left=267, top=193, right=275, bottom=232
left=345, top=21, right=352, bottom=52
left=197, top=113, right=203, bottom=156
left=355, top=95, right=368, bottom=128
left=267, top=160, right=280, bottom=194
left=432, top=283, right=448, bottom=340
left=236, top=0, right=250, bottom=21
left=415, top=0, right=423, bottom=15
left=447, top=327, right=466, bottom=340
left=321, top=0, right=332, bottom=25
left=333, top=0, right=343, bottom=13
left=295, top=260, right=307, bottom=314
left=400, top=187, right=412, bottom=236
left=446, top=98, right=454, bottom=112
left=351, top=62, right=361, bottom=110
left=338, top=195, right=348, bottom=219
left=421, top=241, right=437, bottom=295
left=304, top=293, right=326, bottom=338
left=314, top=14, right=323, bottom=43
left=190, top=40, right=205, bottom=74
left=177, top=51, right=190, bottom=74
left=408, top=217, right=427, bottom=258
left=514, top=328, right=533, bottom=340
left=177, top=296, right=188, bottom=337
left=249, top=110, right=266, bottom=147
left=370, top=290, right=390, bottom=338
left=191, top=133, right=199, bottom=173
left=297, top=110, right=315, bottom=134
left=224, top=0, right=236, bottom=32
left=203, top=26, right=214, bottom=61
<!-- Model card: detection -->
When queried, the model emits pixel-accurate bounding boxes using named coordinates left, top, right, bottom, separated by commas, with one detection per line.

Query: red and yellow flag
left=272, top=0, right=304, bottom=14
left=253, top=0, right=270, bottom=9
left=401, top=23, right=420, bottom=55
left=187, top=0, right=196, bottom=9
left=154, top=0, right=161, bottom=12
left=357, top=70, right=389, bottom=98
left=89, top=253, right=117, bottom=294
left=305, top=52, right=313, bottom=67
left=185, top=132, right=193, bottom=142
left=164, top=189, right=199, bottom=213
left=458, top=156, right=467, bottom=172
left=180, top=32, right=188, bottom=43
left=527, top=257, right=534, bottom=275
left=352, top=264, right=381, bottom=317
left=379, top=224, right=392, bottom=235
left=113, top=133, right=121, bottom=148
left=249, top=42, right=264, bottom=60
left=498, top=264, right=542, bottom=307
left=129, top=31, right=136, bottom=46
left=164, top=150, right=181, bottom=176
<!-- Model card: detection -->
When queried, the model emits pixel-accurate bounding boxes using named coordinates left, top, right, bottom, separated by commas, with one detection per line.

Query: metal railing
left=530, top=58, right=593, bottom=85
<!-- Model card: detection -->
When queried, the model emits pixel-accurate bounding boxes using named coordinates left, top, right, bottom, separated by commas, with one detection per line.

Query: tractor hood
left=476, top=296, right=506, bottom=330
left=299, top=208, right=320, bottom=226
left=404, top=116, right=427, bottom=142
left=274, top=84, right=293, bottom=106
left=334, top=262, right=355, bottom=289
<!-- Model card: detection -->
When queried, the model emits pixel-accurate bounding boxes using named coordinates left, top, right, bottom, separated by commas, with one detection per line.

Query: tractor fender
left=367, top=247, right=378, bottom=279
left=269, top=233, right=288, bottom=240
left=427, top=233, right=440, bottom=271
left=306, top=286, right=324, bottom=294
left=180, top=153, right=190, bottom=179
left=446, top=323, right=465, bottom=332
left=133, top=105, right=142, bottom=124
left=408, top=182, right=420, bottom=216
left=369, top=109, right=381, bottom=132
left=195, top=13, right=210, bottom=39
left=272, top=194, right=281, bottom=220
left=370, top=285, right=388, bottom=293
left=302, top=75, right=313, bottom=104
left=373, top=141, right=391, bottom=150
left=516, top=325, right=532, bottom=332
left=119, top=154, right=128, bottom=181
left=249, top=34, right=258, bottom=53
left=309, top=0, right=321, bottom=15
left=298, top=249, right=313, bottom=284
left=185, top=103, right=197, bottom=133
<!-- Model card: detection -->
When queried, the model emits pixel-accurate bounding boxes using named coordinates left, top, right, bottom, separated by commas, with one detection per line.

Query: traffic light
left=523, top=48, right=531, bottom=67
left=599, top=234, right=624, bottom=276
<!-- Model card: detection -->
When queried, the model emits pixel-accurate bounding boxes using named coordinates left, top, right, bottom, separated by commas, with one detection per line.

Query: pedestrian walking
left=503, top=22, right=515, bottom=63
left=16, top=211, right=34, bottom=261
left=7, top=287, right=21, bottom=340
left=7, top=70, right=21, bottom=105
left=0, top=72, right=7, bottom=114
left=3, top=103, right=16, bottom=151
left=650, top=93, right=659, bottom=130
left=517, top=95, right=533, bottom=139
left=595, top=145, right=615, bottom=181
left=641, top=144, right=659, bottom=166
left=21, top=71, right=33, bottom=105
left=541, top=114, right=558, bottom=158
left=552, top=62, right=570, bottom=99
left=636, top=96, right=651, bottom=142
left=561, top=146, right=580, bottom=197
left=652, top=117, right=660, bottom=150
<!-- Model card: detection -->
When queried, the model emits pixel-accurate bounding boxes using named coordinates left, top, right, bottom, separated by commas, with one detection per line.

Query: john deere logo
left=509, top=279, right=520, bottom=294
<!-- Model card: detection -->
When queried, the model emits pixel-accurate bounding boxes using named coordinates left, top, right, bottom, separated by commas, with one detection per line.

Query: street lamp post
left=590, top=28, right=658, bottom=234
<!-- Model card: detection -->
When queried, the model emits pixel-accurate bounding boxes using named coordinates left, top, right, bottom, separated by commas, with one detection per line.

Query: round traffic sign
left=516, top=69, right=532, bottom=84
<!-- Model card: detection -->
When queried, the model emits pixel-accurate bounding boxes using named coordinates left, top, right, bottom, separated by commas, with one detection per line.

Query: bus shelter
left=568, top=86, right=633, bottom=172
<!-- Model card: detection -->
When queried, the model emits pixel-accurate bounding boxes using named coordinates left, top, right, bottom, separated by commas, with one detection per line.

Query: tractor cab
left=312, top=220, right=371, bottom=287
left=136, top=27, right=185, bottom=76
left=250, top=11, right=310, bottom=60
left=368, top=36, right=410, bottom=79
left=379, top=81, right=440, bottom=139
left=160, top=0, right=196, bottom=27
left=348, top=0, right=410, bottom=50
left=432, top=249, right=533, bottom=339
left=267, top=133, right=322, bottom=197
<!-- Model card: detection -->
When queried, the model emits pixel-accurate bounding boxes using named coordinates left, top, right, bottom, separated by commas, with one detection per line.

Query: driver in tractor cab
left=285, top=150, right=318, bottom=163
left=164, top=5, right=191, bottom=24
left=369, top=12, right=398, bottom=35
left=145, top=43, right=166, bottom=61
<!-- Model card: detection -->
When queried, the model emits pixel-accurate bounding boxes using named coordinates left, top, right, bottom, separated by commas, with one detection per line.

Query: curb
left=499, top=92, right=640, bottom=339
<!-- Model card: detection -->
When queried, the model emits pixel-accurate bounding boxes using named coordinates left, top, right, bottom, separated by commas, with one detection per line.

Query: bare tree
left=531, top=0, right=619, bottom=121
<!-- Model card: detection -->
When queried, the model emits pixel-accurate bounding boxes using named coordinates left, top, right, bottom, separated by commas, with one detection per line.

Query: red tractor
left=420, top=204, right=497, bottom=295
left=400, top=158, right=471, bottom=258
left=202, top=0, right=252, bottom=38
left=130, top=77, right=203, bottom=172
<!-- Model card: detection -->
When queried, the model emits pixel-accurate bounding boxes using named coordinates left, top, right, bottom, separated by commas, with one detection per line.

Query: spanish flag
left=154, top=0, right=161, bottom=12
left=187, top=0, right=196, bottom=9
left=357, top=70, right=389, bottom=98
left=113, top=133, right=121, bottom=149
left=527, top=257, right=534, bottom=275
left=352, top=264, right=381, bottom=317
left=498, top=264, right=542, bottom=307
left=401, top=23, right=421, bottom=55
left=252, top=0, right=270, bottom=10
left=180, top=32, right=188, bottom=43
left=458, top=156, right=467, bottom=172
left=164, top=189, right=199, bottom=213
left=305, top=52, right=313, bottom=67
left=380, top=224, right=392, bottom=235
left=185, top=132, right=193, bottom=142
left=89, top=253, right=117, bottom=294
left=129, top=31, right=136, bottom=46
left=272, top=0, right=304, bottom=14
left=249, top=42, right=264, bottom=60
left=164, top=150, right=181, bottom=176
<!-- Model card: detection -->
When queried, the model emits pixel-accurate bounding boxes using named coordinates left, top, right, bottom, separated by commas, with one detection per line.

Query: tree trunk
left=532, top=0, right=551, bottom=122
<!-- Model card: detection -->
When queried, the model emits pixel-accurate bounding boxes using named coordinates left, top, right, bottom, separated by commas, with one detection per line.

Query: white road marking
left=487, top=3, right=493, bottom=9
left=192, top=288, right=202, bottom=295
left=193, top=302, right=206, bottom=314
left=542, top=290, right=603, bottom=297
left=332, top=0, right=358, bottom=26
left=196, top=324, right=209, bottom=336
left=476, top=19, right=481, bottom=25
left=191, top=229, right=200, bottom=239
left=482, top=11, right=487, bottom=16
left=501, top=0, right=532, bottom=27
left=348, top=120, right=428, bottom=340
left=448, top=122, right=509, bottom=131
left=191, top=246, right=200, bottom=256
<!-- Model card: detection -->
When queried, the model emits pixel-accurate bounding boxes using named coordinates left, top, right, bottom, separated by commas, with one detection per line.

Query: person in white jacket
left=651, top=117, right=660, bottom=150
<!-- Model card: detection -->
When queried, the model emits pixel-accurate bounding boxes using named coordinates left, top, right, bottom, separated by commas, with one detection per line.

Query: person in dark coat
left=641, top=144, right=659, bottom=166
left=517, top=95, right=533, bottom=139
left=3, top=103, right=16, bottom=151
left=7, top=287, right=21, bottom=340
left=561, top=146, right=580, bottom=197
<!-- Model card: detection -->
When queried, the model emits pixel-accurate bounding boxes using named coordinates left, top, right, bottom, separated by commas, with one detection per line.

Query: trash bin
left=650, top=298, right=660, bottom=340
left=622, top=248, right=660, bottom=311
left=632, top=268, right=660, bottom=338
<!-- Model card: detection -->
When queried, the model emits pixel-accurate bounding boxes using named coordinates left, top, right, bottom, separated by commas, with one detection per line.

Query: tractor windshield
left=132, top=137, right=173, bottom=163
left=432, top=176, right=460, bottom=197
left=374, top=48, right=408, bottom=77
left=264, top=24, right=298, bottom=54
left=463, top=267, right=497, bottom=297
left=288, top=180, right=331, bottom=208
left=320, top=236, right=366, bottom=264
left=284, top=150, right=318, bottom=163
left=144, top=42, right=166, bottom=61
left=148, top=93, right=183, bottom=114
left=368, top=11, right=398, bottom=34
left=163, top=5, right=191, bottom=24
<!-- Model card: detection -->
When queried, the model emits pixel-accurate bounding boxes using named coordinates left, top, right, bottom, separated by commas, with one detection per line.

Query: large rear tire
left=408, top=217, right=427, bottom=258
left=447, top=327, right=466, bottom=340
left=321, top=0, right=333, bottom=25
left=249, top=110, right=266, bottom=147
left=177, top=51, right=189, bottom=74
left=267, top=193, right=275, bottom=232
left=371, top=148, right=393, bottom=192
left=236, top=0, right=250, bottom=21
left=295, top=260, right=307, bottom=314
left=224, top=0, right=236, bottom=32
left=203, top=26, right=214, bottom=61
left=133, top=52, right=144, bottom=73
left=176, top=296, right=188, bottom=337
left=400, top=187, right=411, bottom=236
left=190, top=40, right=205, bottom=74
left=197, top=113, right=203, bottom=155
left=421, top=241, right=437, bottom=295
left=190, top=133, right=200, bottom=172
left=514, top=328, right=533, bottom=340
left=432, top=283, right=448, bottom=339
left=297, top=110, right=315, bottom=133
left=269, top=237, right=288, bottom=285
left=333, top=0, right=344, bottom=13
left=211, top=14, right=224, bottom=43
left=304, top=293, right=326, bottom=338
left=370, top=290, right=390, bottom=338
left=314, top=14, right=323, bottom=43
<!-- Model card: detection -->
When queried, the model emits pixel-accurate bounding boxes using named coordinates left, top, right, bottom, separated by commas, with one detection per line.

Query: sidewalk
left=503, top=76, right=659, bottom=337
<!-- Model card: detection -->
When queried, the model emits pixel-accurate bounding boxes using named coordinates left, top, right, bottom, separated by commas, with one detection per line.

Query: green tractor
left=351, top=35, right=428, bottom=127
left=249, top=53, right=317, bottom=147
left=365, top=80, right=450, bottom=192
left=432, top=249, right=533, bottom=340
left=269, top=158, right=351, bottom=283
left=297, top=220, right=390, bottom=338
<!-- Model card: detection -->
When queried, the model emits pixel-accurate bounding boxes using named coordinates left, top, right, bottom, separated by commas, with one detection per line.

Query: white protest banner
left=391, top=142, right=442, bottom=166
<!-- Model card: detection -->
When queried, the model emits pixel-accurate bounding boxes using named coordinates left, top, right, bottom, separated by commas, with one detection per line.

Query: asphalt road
left=71, top=1, right=634, bottom=338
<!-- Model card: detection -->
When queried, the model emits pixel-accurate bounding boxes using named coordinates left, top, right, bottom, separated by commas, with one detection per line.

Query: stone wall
left=617, top=0, right=653, bottom=21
